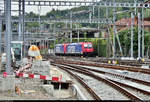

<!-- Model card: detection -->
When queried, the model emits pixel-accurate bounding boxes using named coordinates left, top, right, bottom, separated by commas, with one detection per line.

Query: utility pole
left=18, top=0, right=22, bottom=41
left=53, top=23, right=56, bottom=35
left=76, top=24, right=80, bottom=43
left=0, top=10, right=2, bottom=55
left=92, top=5, right=95, bottom=18
left=65, top=21, right=68, bottom=43
left=65, top=21, right=67, bottom=28
left=70, top=11, right=72, bottom=43
left=89, top=7, right=92, bottom=23
left=6, top=0, right=12, bottom=74
left=131, top=12, right=134, bottom=58
left=106, top=7, right=108, bottom=20
left=113, top=0, right=116, bottom=58
left=22, top=0, right=25, bottom=57
left=92, top=0, right=95, bottom=18
left=4, top=0, right=7, bottom=53
left=50, top=23, right=52, bottom=32
left=78, top=27, right=79, bottom=43
left=116, top=29, right=123, bottom=56
left=138, top=12, right=141, bottom=59
left=142, top=6, right=144, bottom=58
left=106, top=0, right=110, bottom=57
left=98, top=6, right=100, bottom=56
left=98, top=6, right=100, bottom=29
left=134, top=0, right=137, bottom=15
left=38, top=5, right=41, bottom=35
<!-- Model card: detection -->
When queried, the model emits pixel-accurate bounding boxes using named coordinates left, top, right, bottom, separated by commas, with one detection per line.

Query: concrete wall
left=71, top=84, right=87, bottom=100
left=31, top=61, right=50, bottom=75
left=0, top=75, right=15, bottom=92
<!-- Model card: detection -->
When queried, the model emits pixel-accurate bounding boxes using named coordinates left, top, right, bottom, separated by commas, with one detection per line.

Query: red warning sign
left=52, top=77, right=59, bottom=81
left=3, top=72, right=7, bottom=78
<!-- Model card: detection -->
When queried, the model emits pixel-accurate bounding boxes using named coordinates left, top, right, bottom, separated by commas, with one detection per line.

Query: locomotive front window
left=84, top=44, right=88, bottom=48
left=88, top=44, right=92, bottom=48
left=84, top=44, right=92, bottom=48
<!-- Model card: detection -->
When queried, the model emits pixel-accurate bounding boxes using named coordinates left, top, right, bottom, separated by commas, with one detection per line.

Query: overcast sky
left=12, top=4, right=74, bottom=16
left=0, top=0, right=101, bottom=16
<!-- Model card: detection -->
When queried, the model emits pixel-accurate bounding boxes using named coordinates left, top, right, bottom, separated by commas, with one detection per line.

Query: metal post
left=39, top=40, right=41, bottom=51
left=53, top=23, right=55, bottom=34
left=54, top=40, right=55, bottom=54
left=131, top=12, right=134, bottom=58
left=77, top=25, right=79, bottom=43
left=43, top=40, right=44, bottom=53
left=4, top=0, right=7, bottom=53
left=106, top=1, right=110, bottom=57
left=6, top=0, right=12, bottom=74
left=142, top=7, right=144, bottom=58
left=92, top=0, right=95, bottom=17
left=44, top=40, right=46, bottom=54
left=18, top=0, right=22, bottom=41
left=70, top=11, right=72, bottom=43
left=98, top=6, right=100, bottom=29
left=107, top=26, right=111, bottom=58
left=134, top=0, right=137, bottom=15
left=0, top=10, right=2, bottom=55
left=138, top=12, right=141, bottom=59
left=106, top=7, right=108, bottom=19
left=46, top=40, right=47, bottom=54
left=29, top=40, right=31, bottom=46
left=116, top=29, right=123, bottom=56
left=89, top=7, right=92, bottom=23
left=22, top=0, right=25, bottom=57
left=38, top=6, right=41, bottom=34
left=98, top=34, right=100, bottom=56
left=65, top=21, right=67, bottom=28
left=113, top=0, right=116, bottom=58
left=92, top=5, right=95, bottom=18
left=97, top=6, right=100, bottom=56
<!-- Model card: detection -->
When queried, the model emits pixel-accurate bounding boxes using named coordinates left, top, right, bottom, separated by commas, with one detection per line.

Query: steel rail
left=55, top=59, right=150, bottom=75
left=53, top=63, right=142, bottom=100
left=57, top=65, right=101, bottom=100
left=48, top=56, right=150, bottom=67
left=59, top=63, right=150, bottom=96
left=62, top=63, right=150, bottom=86
left=109, top=79, right=150, bottom=96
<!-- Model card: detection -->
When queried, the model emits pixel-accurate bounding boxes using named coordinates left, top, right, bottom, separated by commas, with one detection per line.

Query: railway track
left=56, top=65, right=101, bottom=100
left=54, top=62, right=150, bottom=95
left=43, top=55, right=150, bottom=100
left=43, top=54, right=150, bottom=67
left=61, top=63, right=150, bottom=87
left=52, top=63, right=142, bottom=100
left=51, top=58, right=150, bottom=75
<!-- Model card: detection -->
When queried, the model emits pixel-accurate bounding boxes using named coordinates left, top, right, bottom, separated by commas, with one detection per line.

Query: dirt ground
left=0, top=61, right=77, bottom=100
left=0, top=77, right=76, bottom=100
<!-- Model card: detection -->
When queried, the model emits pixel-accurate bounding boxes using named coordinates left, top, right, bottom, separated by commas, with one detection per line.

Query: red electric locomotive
left=54, top=42, right=94, bottom=56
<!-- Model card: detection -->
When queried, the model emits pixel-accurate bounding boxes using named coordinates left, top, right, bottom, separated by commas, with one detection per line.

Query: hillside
left=12, top=0, right=150, bottom=29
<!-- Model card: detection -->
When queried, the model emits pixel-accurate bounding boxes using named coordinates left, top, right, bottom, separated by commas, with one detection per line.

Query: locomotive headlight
left=84, top=44, right=88, bottom=48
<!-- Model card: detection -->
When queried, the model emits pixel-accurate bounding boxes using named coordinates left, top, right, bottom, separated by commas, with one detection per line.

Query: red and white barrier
left=3, top=72, right=66, bottom=83
left=16, top=72, right=60, bottom=82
